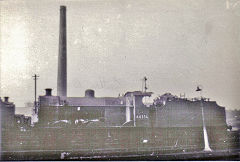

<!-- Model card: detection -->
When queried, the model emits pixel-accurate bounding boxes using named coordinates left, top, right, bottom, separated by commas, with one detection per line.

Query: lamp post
left=196, top=86, right=212, bottom=152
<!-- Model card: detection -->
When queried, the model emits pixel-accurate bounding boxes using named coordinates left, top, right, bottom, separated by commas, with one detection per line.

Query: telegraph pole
left=143, top=76, right=148, bottom=92
left=32, top=74, right=39, bottom=113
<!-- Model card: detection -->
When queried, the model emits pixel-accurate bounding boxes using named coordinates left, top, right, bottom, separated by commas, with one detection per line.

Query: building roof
left=66, top=97, right=126, bottom=107
left=124, top=91, right=153, bottom=97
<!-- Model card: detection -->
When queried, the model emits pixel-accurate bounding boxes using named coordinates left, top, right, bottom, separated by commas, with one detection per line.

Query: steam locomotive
left=1, top=88, right=239, bottom=160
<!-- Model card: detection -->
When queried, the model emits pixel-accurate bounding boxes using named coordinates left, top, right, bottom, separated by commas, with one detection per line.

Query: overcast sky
left=1, top=0, right=240, bottom=114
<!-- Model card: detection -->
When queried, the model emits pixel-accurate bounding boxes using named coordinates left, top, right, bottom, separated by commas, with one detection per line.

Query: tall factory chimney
left=57, top=6, right=67, bottom=97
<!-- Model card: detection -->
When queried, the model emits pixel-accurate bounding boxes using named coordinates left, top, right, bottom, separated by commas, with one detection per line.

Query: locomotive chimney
left=57, top=6, right=67, bottom=97
left=4, top=97, right=9, bottom=103
left=85, top=89, right=95, bottom=98
left=45, top=88, right=52, bottom=96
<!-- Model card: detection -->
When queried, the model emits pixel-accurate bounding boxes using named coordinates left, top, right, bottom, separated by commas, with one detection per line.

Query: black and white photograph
left=0, top=0, right=240, bottom=160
